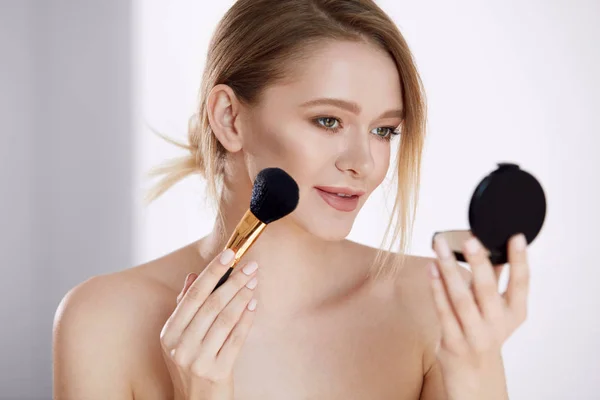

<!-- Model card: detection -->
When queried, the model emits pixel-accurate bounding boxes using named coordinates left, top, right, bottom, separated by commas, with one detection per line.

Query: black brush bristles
left=250, top=167, right=299, bottom=224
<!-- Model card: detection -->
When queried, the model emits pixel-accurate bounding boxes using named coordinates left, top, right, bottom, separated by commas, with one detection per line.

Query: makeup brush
left=211, top=167, right=299, bottom=292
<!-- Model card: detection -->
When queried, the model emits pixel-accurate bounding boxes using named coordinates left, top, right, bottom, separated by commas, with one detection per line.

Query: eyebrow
left=299, top=98, right=404, bottom=121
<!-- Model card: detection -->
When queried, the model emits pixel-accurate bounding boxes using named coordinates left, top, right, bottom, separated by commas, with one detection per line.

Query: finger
left=463, top=237, right=504, bottom=322
left=493, top=264, right=505, bottom=283
left=503, top=234, right=530, bottom=322
left=428, top=261, right=465, bottom=345
left=177, top=273, right=198, bottom=304
left=433, top=235, right=483, bottom=339
left=216, top=298, right=257, bottom=367
left=161, top=248, right=236, bottom=349
left=175, top=262, right=258, bottom=361
left=202, top=281, right=257, bottom=358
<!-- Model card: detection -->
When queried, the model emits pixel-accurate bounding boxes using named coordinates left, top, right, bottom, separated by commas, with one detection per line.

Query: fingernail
left=428, top=262, right=440, bottom=279
left=514, top=233, right=527, bottom=251
left=465, top=237, right=481, bottom=255
left=184, top=273, right=193, bottom=287
left=247, top=298, right=257, bottom=311
left=219, top=248, right=235, bottom=265
left=180, top=274, right=192, bottom=295
left=246, top=277, right=258, bottom=289
left=434, top=235, right=452, bottom=259
left=242, top=261, right=258, bottom=275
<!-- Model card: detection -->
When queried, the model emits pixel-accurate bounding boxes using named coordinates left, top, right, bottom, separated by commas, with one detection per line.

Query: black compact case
left=432, top=162, right=547, bottom=265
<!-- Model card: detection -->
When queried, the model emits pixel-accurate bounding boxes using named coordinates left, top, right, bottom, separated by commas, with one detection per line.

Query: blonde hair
left=146, top=0, right=427, bottom=279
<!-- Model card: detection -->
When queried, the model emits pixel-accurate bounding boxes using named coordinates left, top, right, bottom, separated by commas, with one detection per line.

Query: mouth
left=314, top=186, right=365, bottom=212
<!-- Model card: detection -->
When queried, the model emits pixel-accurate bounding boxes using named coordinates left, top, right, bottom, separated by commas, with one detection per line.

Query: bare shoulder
left=53, top=240, right=206, bottom=399
left=386, top=251, right=472, bottom=375
left=344, top=241, right=472, bottom=374
left=53, top=259, right=178, bottom=338
left=53, top=272, right=156, bottom=398
left=54, top=239, right=205, bottom=342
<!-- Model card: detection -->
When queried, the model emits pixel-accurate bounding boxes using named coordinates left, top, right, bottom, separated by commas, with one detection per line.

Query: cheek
left=244, top=120, right=327, bottom=178
left=247, top=112, right=327, bottom=159
left=371, top=141, right=393, bottom=185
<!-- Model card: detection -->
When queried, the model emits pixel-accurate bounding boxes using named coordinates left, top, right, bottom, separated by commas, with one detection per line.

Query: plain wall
left=1, top=1, right=133, bottom=398
left=1, top=1, right=35, bottom=397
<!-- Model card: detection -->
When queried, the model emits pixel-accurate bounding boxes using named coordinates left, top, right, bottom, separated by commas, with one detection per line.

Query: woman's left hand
left=428, top=233, right=530, bottom=400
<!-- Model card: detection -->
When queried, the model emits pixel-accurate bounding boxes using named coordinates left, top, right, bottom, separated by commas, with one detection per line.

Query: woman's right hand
left=160, top=248, right=258, bottom=400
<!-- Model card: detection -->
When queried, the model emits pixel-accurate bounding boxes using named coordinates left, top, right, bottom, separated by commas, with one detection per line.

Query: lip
left=314, top=186, right=366, bottom=197
left=314, top=186, right=365, bottom=212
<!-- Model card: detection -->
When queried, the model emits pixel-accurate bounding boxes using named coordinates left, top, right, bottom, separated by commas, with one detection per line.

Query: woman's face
left=240, top=40, right=404, bottom=241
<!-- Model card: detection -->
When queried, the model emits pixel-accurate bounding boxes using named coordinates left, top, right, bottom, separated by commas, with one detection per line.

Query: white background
left=0, top=0, right=598, bottom=398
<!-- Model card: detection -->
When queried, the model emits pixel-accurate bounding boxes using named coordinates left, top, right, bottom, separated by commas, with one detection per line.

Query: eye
left=313, top=116, right=400, bottom=140
left=315, top=117, right=340, bottom=130
left=371, top=126, right=400, bottom=140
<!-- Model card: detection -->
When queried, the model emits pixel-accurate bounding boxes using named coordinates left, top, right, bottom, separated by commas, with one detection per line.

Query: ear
left=206, top=84, right=244, bottom=153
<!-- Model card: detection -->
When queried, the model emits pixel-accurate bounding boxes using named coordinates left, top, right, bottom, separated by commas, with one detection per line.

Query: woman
left=53, top=0, right=529, bottom=399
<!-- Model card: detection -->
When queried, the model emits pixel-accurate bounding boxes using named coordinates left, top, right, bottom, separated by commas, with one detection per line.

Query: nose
left=335, top=131, right=374, bottom=178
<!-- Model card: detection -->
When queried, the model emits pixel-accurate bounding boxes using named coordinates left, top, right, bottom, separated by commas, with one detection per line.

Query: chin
left=311, top=223, right=352, bottom=241
left=290, top=204, right=358, bottom=242
left=304, top=221, right=353, bottom=241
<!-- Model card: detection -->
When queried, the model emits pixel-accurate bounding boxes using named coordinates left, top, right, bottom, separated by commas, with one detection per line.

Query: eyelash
left=312, top=116, right=401, bottom=141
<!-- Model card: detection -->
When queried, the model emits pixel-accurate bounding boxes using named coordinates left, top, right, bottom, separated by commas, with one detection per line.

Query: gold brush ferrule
left=224, top=209, right=266, bottom=268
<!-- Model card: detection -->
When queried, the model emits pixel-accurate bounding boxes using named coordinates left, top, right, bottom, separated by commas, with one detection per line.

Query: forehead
left=262, top=40, right=403, bottom=114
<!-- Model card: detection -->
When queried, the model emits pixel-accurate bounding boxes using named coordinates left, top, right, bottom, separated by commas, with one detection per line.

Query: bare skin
left=54, top=236, right=459, bottom=400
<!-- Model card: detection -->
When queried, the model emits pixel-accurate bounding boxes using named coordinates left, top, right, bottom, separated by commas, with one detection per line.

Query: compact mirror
left=432, top=162, right=547, bottom=265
